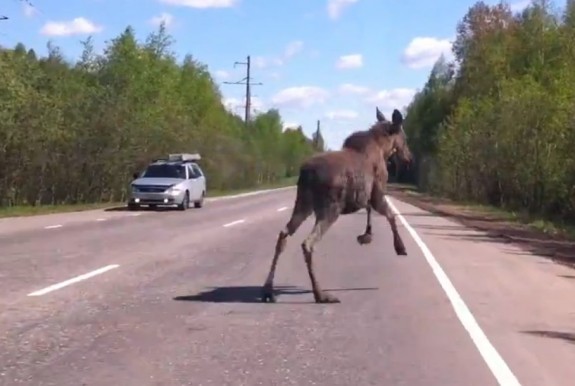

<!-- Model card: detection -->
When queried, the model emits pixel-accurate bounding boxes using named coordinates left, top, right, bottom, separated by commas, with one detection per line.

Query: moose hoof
left=357, top=233, right=372, bottom=245
left=395, top=246, right=407, bottom=256
left=261, top=286, right=276, bottom=303
left=315, top=292, right=340, bottom=304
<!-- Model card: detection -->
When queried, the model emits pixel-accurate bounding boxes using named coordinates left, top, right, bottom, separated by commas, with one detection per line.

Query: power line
left=2, top=1, right=35, bottom=21
left=223, top=55, right=263, bottom=126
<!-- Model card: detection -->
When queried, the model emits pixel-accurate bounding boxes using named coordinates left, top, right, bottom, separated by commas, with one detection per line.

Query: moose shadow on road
left=173, top=285, right=379, bottom=304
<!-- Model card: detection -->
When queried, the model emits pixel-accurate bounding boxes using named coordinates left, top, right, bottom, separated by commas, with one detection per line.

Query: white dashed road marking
left=277, top=206, right=288, bottom=212
left=223, top=219, right=245, bottom=228
left=27, top=264, right=120, bottom=297
left=385, top=197, right=521, bottom=386
left=96, top=218, right=106, bottom=222
left=44, top=225, right=62, bottom=229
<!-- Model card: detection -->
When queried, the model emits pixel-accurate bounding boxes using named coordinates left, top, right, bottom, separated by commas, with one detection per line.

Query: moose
left=261, top=107, right=412, bottom=304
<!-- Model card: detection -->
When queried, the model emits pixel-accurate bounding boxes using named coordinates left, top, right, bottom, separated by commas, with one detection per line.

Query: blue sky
left=2, top=0, right=533, bottom=149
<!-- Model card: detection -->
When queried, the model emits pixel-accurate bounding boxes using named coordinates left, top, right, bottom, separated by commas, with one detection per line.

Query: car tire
left=194, top=191, right=205, bottom=208
left=128, top=203, right=139, bottom=211
left=178, top=191, right=190, bottom=211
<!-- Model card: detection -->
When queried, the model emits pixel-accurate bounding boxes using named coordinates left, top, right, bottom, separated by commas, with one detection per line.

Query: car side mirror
left=132, top=172, right=139, bottom=180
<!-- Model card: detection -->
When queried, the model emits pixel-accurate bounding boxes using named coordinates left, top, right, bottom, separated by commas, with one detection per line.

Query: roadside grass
left=0, top=177, right=298, bottom=219
left=0, top=202, right=125, bottom=219
left=388, top=182, right=575, bottom=240
left=207, top=176, right=297, bottom=197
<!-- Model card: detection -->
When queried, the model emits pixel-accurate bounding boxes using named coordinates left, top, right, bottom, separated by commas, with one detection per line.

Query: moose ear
left=391, top=109, right=403, bottom=125
left=376, top=107, right=386, bottom=122
left=386, top=109, right=403, bottom=134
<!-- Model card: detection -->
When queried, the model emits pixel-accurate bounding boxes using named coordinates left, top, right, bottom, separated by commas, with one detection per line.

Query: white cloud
left=222, top=97, right=241, bottom=112
left=40, top=17, right=103, bottom=36
left=327, top=0, right=358, bottom=20
left=222, top=96, right=264, bottom=114
left=336, top=54, right=363, bottom=69
left=215, top=70, right=230, bottom=79
left=250, top=97, right=265, bottom=113
left=339, top=83, right=370, bottom=95
left=252, top=56, right=283, bottom=69
left=401, top=37, right=453, bottom=69
left=159, top=0, right=237, bottom=8
left=271, top=86, right=329, bottom=108
left=283, top=122, right=301, bottom=130
left=366, top=88, right=416, bottom=111
left=325, top=109, right=358, bottom=120
left=510, top=0, right=530, bottom=12
left=284, top=40, right=304, bottom=58
left=150, top=12, right=175, bottom=27
left=23, top=3, right=37, bottom=18
left=253, top=40, right=305, bottom=69
left=266, top=71, right=281, bottom=79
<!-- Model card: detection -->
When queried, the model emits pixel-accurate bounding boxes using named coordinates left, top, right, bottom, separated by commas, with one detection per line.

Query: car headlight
left=166, top=186, right=183, bottom=195
left=131, top=186, right=139, bottom=193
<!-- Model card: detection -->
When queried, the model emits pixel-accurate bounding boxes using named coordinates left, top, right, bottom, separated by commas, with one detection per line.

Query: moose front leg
left=301, top=210, right=340, bottom=303
left=356, top=206, right=373, bottom=245
left=371, top=192, right=407, bottom=256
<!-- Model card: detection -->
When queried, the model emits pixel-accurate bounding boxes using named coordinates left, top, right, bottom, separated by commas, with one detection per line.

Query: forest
left=0, top=24, right=325, bottom=207
left=403, top=0, right=575, bottom=221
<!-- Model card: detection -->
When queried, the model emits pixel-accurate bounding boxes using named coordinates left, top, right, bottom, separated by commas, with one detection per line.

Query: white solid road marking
left=385, top=197, right=521, bottom=386
left=223, top=219, right=245, bottom=227
left=44, top=224, right=62, bottom=229
left=277, top=206, right=288, bottom=212
left=27, top=264, right=120, bottom=297
left=129, top=213, right=142, bottom=216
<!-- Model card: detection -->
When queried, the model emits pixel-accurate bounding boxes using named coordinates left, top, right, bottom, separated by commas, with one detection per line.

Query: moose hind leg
left=371, top=194, right=407, bottom=256
left=357, top=206, right=373, bottom=245
left=261, top=205, right=312, bottom=303
left=302, top=209, right=340, bottom=304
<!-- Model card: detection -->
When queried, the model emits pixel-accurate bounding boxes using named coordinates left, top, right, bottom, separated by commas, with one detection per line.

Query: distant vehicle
left=128, top=153, right=206, bottom=211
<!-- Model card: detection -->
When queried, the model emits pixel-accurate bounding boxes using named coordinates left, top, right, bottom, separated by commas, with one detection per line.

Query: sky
left=1, top=0, right=534, bottom=150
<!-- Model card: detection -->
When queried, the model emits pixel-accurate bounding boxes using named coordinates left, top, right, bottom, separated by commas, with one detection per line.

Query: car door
left=186, top=164, right=199, bottom=200
left=192, top=164, right=206, bottom=196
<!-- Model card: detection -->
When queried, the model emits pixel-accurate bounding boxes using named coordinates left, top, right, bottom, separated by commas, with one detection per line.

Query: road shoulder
left=388, top=194, right=575, bottom=386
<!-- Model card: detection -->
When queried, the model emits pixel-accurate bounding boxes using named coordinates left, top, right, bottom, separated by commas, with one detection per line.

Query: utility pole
left=223, top=55, right=262, bottom=126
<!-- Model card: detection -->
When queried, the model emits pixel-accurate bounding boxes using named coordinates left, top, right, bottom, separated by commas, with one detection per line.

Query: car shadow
left=104, top=205, right=174, bottom=212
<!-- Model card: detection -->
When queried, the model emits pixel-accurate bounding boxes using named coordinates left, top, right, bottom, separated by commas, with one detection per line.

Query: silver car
left=128, top=154, right=207, bottom=211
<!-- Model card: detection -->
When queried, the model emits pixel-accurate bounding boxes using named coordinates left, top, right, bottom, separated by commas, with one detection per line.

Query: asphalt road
left=1, top=187, right=574, bottom=386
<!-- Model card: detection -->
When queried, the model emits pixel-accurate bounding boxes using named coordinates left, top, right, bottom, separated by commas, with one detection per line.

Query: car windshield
left=141, top=164, right=186, bottom=179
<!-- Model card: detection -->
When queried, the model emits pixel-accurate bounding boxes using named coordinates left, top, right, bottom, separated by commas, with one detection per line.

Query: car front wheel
left=178, top=191, right=189, bottom=211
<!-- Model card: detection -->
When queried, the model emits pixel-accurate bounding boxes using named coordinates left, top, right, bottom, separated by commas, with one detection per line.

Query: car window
left=192, top=164, right=203, bottom=177
left=142, top=164, right=186, bottom=179
left=187, top=164, right=196, bottom=179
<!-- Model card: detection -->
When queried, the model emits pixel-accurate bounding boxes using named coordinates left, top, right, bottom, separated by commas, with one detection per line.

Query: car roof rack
left=168, top=153, right=201, bottom=162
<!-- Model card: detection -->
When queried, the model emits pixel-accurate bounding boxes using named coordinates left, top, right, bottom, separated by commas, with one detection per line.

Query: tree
left=402, top=0, right=575, bottom=219
left=0, top=25, right=320, bottom=207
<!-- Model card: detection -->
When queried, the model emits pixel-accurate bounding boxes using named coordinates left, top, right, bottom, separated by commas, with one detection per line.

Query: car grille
left=134, top=185, right=168, bottom=193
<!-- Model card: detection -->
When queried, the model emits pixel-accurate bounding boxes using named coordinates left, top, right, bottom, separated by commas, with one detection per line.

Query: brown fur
left=261, top=107, right=413, bottom=303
